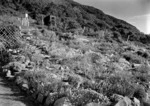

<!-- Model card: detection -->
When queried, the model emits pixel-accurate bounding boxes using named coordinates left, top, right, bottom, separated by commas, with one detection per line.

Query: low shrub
left=0, top=50, right=12, bottom=66
left=69, top=89, right=110, bottom=106
left=100, top=74, right=135, bottom=97
left=133, top=86, right=146, bottom=101
left=132, top=73, right=150, bottom=91
left=122, top=52, right=144, bottom=64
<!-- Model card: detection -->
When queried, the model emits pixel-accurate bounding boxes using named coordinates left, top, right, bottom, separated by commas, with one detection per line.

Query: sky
left=74, top=0, right=150, bottom=34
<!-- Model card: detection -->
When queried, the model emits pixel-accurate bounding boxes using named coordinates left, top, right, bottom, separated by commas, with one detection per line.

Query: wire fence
left=0, top=23, right=21, bottom=38
left=0, top=23, right=22, bottom=48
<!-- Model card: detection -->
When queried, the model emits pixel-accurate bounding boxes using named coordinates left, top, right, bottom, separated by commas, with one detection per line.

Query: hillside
left=1, top=0, right=150, bottom=106
left=0, top=0, right=149, bottom=44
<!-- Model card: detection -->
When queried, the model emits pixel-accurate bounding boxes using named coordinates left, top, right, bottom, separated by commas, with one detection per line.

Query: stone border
left=1, top=70, right=54, bottom=106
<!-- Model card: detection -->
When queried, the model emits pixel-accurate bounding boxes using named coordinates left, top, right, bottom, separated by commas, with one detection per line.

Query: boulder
left=113, top=63, right=124, bottom=71
left=3, top=62, right=26, bottom=73
left=21, top=83, right=29, bottom=91
left=119, top=58, right=130, bottom=68
left=44, top=94, right=51, bottom=106
left=124, top=96, right=132, bottom=106
left=111, top=94, right=124, bottom=102
left=44, top=92, right=59, bottom=106
left=25, top=62, right=35, bottom=71
left=15, top=76, right=23, bottom=85
left=86, top=102, right=102, bottom=106
left=36, top=83, right=44, bottom=94
left=6, top=70, right=14, bottom=78
left=32, top=92, right=38, bottom=99
left=133, top=97, right=140, bottom=106
left=3, top=69, right=9, bottom=73
left=145, top=93, right=149, bottom=102
left=115, top=99, right=127, bottom=106
left=37, top=93, right=44, bottom=103
left=115, top=96, right=132, bottom=106
left=30, top=81, right=38, bottom=89
left=6, top=70, right=15, bottom=81
left=14, top=55, right=26, bottom=63
left=54, top=97, right=72, bottom=106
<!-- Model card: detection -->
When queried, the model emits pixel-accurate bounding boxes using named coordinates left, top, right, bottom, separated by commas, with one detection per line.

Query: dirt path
left=0, top=75, right=35, bottom=106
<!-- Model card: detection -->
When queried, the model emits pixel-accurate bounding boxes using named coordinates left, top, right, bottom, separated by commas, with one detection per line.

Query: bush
left=122, top=52, right=143, bottom=64
left=100, top=74, right=135, bottom=97
left=134, top=64, right=150, bottom=74
left=0, top=50, right=12, bottom=66
left=133, top=74, right=150, bottom=91
left=136, top=50, right=150, bottom=59
left=69, top=89, right=110, bottom=106
left=79, top=74, right=136, bottom=98
left=133, top=86, right=146, bottom=101
left=112, top=31, right=122, bottom=43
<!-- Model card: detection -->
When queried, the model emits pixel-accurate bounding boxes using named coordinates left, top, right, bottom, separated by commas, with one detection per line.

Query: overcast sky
left=74, top=0, right=150, bottom=34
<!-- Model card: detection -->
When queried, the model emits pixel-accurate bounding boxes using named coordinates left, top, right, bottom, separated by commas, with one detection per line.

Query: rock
left=8, top=49, right=13, bottom=52
left=3, top=62, right=26, bottom=73
left=3, top=69, right=9, bottom=73
left=145, top=93, right=149, bottom=102
left=21, top=83, right=29, bottom=91
left=113, top=63, right=124, bottom=71
left=115, top=99, right=127, bottom=106
left=44, top=94, right=51, bottom=106
left=37, top=93, right=44, bottom=103
left=43, top=55, right=50, bottom=59
left=86, top=102, right=102, bottom=106
left=44, top=91, right=49, bottom=97
left=118, top=58, right=130, bottom=70
left=133, top=64, right=141, bottom=68
left=25, top=62, right=35, bottom=71
left=142, top=101, right=150, bottom=106
left=133, top=97, right=140, bottom=106
left=6, top=70, right=15, bottom=81
left=115, top=96, right=132, bottom=106
left=119, top=58, right=130, bottom=64
left=6, top=70, right=13, bottom=78
left=54, top=97, right=72, bottom=106
left=26, top=37, right=31, bottom=40
left=44, top=92, right=58, bottom=106
left=50, top=73, right=60, bottom=80
left=111, top=94, right=124, bottom=102
left=32, top=92, right=38, bottom=99
left=36, top=84, right=44, bottom=94
left=124, top=96, right=132, bottom=106
left=15, top=76, right=23, bottom=85
left=14, top=55, right=26, bottom=63
left=30, top=81, right=38, bottom=89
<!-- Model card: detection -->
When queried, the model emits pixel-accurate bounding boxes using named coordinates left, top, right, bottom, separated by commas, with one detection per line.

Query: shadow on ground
left=0, top=72, right=36, bottom=106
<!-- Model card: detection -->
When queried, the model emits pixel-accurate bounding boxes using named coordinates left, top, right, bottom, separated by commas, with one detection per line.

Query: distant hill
left=0, top=0, right=149, bottom=44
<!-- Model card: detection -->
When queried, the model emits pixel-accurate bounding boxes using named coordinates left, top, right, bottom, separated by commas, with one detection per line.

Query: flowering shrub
left=69, top=89, right=110, bottom=106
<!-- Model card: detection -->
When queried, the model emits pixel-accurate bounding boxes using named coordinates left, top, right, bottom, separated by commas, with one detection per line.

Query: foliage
left=122, top=52, right=144, bottom=64
left=69, top=89, right=110, bottom=106
left=133, top=86, right=146, bottom=101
